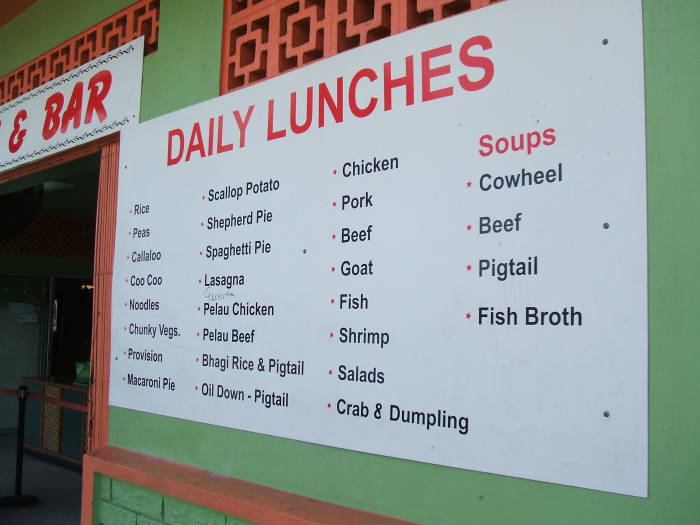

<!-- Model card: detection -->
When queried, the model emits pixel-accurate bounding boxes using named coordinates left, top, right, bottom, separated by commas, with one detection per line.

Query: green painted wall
left=0, top=0, right=222, bottom=122
left=93, top=474, right=256, bottom=525
left=0, top=0, right=136, bottom=72
left=138, top=0, right=222, bottom=120
left=2, top=1, right=699, bottom=524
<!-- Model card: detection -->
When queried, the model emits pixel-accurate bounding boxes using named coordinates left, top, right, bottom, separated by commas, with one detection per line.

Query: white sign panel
left=0, top=38, right=143, bottom=172
left=111, top=0, right=647, bottom=497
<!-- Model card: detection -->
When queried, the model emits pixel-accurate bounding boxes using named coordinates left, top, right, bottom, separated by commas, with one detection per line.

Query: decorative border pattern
left=221, top=0, right=502, bottom=94
left=0, top=117, right=130, bottom=171
left=0, top=0, right=159, bottom=105
left=0, top=44, right=137, bottom=114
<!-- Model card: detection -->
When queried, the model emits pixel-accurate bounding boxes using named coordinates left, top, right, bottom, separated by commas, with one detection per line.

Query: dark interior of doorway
left=0, top=153, right=99, bottom=483
left=51, top=277, right=93, bottom=380
left=0, top=154, right=100, bottom=381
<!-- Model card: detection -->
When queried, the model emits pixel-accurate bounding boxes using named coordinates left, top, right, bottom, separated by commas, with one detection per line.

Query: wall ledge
left=82, top=445, right=419, bottom=525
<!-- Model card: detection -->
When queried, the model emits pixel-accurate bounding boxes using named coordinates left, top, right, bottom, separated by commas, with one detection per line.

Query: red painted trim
left=81, top=446, right=420, bottom=525
left=0, top=134, right=117, bottom=185
left=0, top=388, right=15, bottom=396
left=81, top=452, right=95, bottom=525
left=87, top=141, right=120, bottom=453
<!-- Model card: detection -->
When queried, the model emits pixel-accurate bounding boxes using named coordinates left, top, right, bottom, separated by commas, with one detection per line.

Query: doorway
left=0, top=150, right=104, bottom=523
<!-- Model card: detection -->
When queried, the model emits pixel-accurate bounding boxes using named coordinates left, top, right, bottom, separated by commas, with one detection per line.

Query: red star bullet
left=466, top=313, right=472, bottom=319
left=198, top=279, right=202, bottom=284
left=331, top=234, right=336, bottom=239
left=200, top=222, right=203, bottom=226
left=330, top=332, right=334, bottom=337
left=331, top=266, right=336, bottom=272
left=197, top=306, right=201, bottom=311
left=332, top=202, right=336, bottom=207
left=330, top=298, right=335, bottom=304
left=332, top=169, right=337, bottom=174
left=195, top=386, right=198, bottom=390
left=201, top=195, right=205, bottom=200
left=196, top=357, right=199, bottom=362
left=466, top=225, right=473, bottom=231
left=327, top=403, right=332, bottom=408
left=196, top=332, right=200, bottom=337
left=328, top=370, right=333, bottom=374
left=199, top=251, right=203, bottom=256
left=466, top=181, right=473, bottom=188
left=466, top=265, right=472, bottom=271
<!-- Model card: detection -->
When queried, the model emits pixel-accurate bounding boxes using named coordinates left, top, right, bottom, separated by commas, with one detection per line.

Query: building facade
left=0, top=1, right=698, bottom=524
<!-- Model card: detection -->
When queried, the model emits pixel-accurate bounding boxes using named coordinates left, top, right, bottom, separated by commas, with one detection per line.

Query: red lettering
left=216, top=115, right=233, bottom=154
left=383, top=56, right=415, bottom=111
left=291, top=87, right=313, bottom=134
left=526, top=131, right=541, bottom=155
left=478, top=128, right=555, bottom=157
left=511, top=134, right=525, bottom=152
left=495, top=137, right=508, bottom=153
left=185, top=122, right=206, bottom=162
left=318, top=77, right=344, bottom=128
left=267, top=99, right=286, bottom=141
left=60, top=82, right=83, bottom=133
left=9, top=110, right=28, bottom=153
left=233, top=105, right=254, bottom=147
left=543, top=128, right=556, bottom=146
left=42, top=92, right=64, bottom=140
left=207, top=117, right=215, bottom=156
left=167, top=129, right=185, bottom=166
left=85, top=70, right=112, bottom=124
left=421, top=45, right=453, bottom=102
left=458, top=35, right=494, bottom=92
left=349, top=68, right=378, bottom=118
left=478, top=134, right=493, bottom=157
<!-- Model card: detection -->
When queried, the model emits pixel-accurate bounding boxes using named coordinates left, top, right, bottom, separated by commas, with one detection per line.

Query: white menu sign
left=110, top=0, right=647, bottom=497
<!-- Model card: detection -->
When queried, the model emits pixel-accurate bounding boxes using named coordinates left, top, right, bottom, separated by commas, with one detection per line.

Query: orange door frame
left=89, top=139, right=120, bottom=452
left=0, top=134, right=120, bottom=453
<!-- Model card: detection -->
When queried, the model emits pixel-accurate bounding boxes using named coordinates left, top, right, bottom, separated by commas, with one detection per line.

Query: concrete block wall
left=93, top=474, right=256, bottom=525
